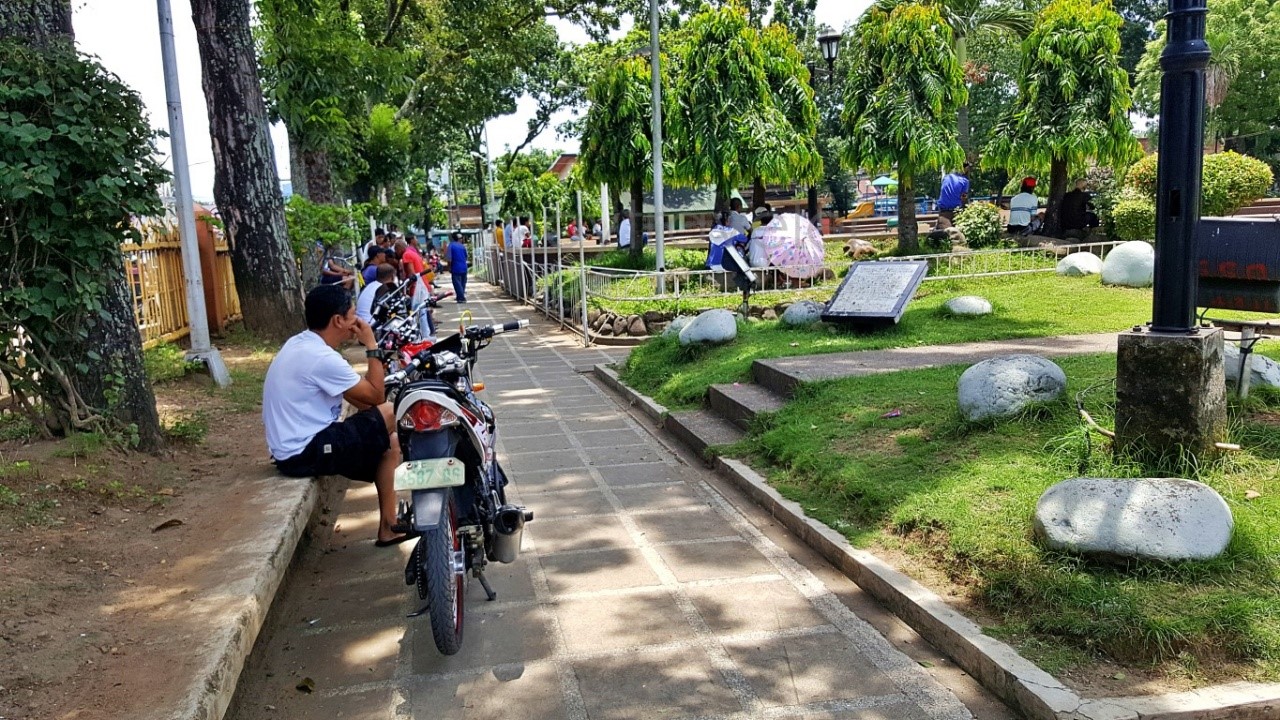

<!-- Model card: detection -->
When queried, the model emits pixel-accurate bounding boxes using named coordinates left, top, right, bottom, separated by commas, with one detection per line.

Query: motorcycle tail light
left=399, top=401, right=460, bottom=432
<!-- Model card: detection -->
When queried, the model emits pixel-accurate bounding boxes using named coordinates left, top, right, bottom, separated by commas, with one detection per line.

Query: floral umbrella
left=759, top=213, right=826, bottom=279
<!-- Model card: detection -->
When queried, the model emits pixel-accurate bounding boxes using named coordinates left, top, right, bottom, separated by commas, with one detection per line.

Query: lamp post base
left=187, top=347, right=232, bottom=389
left=1114, top=327, right=1226, bottom=463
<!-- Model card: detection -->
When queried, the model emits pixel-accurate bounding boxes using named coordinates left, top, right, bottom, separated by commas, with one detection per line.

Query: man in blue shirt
left=447, top=231, right=469, bottom=303
left=936, top=162, right=972, bottom=225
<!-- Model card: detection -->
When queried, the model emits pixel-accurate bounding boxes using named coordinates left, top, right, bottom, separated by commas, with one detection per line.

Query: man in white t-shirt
left=617, top=210, right=632, bottom=249
left=728, top=198, right=753, bottom=237
left=356, top=263, right=396, bottom=323
left=748, top=205, right=774, bottom=268
left=262, top=284, right=408, bottom=547
left=1007, top=177, right=1040, bottom=234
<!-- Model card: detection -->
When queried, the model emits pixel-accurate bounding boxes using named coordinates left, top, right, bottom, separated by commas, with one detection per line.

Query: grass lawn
left=623, top=273, right=1158, bottom=408
left=730, top=348, right=1280, bottom=682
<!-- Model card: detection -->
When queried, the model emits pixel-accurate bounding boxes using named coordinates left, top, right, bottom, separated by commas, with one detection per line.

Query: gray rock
left=663, top=315, right=695, bottom=337
left=628, top=317, right=648, bottom=336
left=1224, top=343, right=1280, bottom=389
left=762, top=308, right=778, bottom=321
left=588, top=309, right=602, bottom=325
left=1056, top=252, right=1104, bottom=277
left=1101, top=241, right=1155, bottom=287
left=957, top=354, right=1067, bottom=422
left=678, top=309, right=738, bottom=346
left=781, top=300, right=825, bottom=326
left=642, top=310, right=664, bottom=325
left=1034, top=477, right=1233, bottom=561
left=612, top=317, right=627, bottom=336
left=943, top=296, right=993, bottom=316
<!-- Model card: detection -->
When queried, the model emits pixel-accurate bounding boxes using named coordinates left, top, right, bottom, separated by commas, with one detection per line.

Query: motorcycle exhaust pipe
left=489, top=504, right=532, bottom=564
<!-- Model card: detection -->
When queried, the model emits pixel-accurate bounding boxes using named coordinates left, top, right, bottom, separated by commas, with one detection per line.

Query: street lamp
left=809, top=31, right=843, bottom=222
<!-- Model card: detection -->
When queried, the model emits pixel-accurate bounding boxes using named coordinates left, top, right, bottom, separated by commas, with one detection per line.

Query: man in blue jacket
left=446, top=231, right=469, bottom=304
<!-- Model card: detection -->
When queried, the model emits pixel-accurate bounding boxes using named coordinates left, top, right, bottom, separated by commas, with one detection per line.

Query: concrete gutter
left=594, top=366, right=1280, bottom=720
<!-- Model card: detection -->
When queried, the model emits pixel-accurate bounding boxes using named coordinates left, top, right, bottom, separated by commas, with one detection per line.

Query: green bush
left=144, top=342, right=198, bottom=384
left=953, top=202, right=1008, bottom=249
left=1126, top=151, right=1273, bottom=216
left=1110, top=188, right=1156, bottom=241
left=582, top=247, right=707, bottom=271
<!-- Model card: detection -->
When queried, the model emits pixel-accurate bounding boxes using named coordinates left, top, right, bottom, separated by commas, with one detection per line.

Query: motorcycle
left=371, top=273, right=451, bottom=370
left=385, top=319, right=532, bottom=655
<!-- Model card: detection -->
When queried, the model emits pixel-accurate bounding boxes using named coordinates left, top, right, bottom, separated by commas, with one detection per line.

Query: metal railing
left=486, top=240, right=1128, bottom=346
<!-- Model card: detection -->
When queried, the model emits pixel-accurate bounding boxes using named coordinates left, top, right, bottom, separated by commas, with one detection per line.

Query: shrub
left=953, top=202, right=1008, bottom=249
left=1126, top=151, right=1273, bottom=217
left=1110, top=188, right=1156, bottom=242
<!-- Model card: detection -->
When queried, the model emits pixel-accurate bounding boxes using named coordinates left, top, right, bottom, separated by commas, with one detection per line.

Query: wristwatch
left=365, top=348, right=381, bottom=359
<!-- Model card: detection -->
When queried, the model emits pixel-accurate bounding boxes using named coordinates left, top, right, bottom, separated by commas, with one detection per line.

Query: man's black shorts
left=275, top=407, right=390, bottom=482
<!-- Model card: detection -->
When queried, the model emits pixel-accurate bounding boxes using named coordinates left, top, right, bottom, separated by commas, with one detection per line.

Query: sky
left=73, top=0, right=872, bottom=203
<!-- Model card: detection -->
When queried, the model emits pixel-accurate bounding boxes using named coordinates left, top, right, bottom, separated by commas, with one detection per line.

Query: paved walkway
left=228, top=282, right=1001, bottom=720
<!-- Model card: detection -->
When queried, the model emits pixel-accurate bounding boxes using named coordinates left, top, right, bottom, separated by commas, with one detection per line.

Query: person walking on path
left=936, top=163, right=972, bottom=225
left=447, top=231, right=469, bottom=303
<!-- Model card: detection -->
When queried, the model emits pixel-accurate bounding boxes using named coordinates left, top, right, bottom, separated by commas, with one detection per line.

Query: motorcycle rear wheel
left=414, top=489, right=465, bottom=655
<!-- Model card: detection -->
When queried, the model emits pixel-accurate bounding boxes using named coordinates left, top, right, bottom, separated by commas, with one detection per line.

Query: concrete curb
left=596, top=371, right=1280, bottom=720
left=166, top=476, right=322, bottom=720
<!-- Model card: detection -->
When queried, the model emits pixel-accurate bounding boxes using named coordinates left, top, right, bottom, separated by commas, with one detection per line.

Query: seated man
left=1007, top=177, right=1040, bottom=235
left=356, top=263, right=397, bottom=324
left=262, top=285, right=409, bottom=547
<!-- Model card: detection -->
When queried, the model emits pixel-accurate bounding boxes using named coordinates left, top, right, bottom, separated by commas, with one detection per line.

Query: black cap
left=450, top=231, right=464, bottom=242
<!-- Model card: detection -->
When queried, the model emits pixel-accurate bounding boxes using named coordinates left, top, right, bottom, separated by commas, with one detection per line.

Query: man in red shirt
left=398, top=237, right=425, bottom=277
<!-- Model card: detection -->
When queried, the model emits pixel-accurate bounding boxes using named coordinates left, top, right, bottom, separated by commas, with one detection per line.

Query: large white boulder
left=957, top=355, right=1067, bottom=422
left=1057, top=252, right=1104, bottom=277
left=1034, top=477, right=1233, bottom=562
left=781, top=300, right=825, bottom=326
left=1101, top=241, right=1155, bottom=287
left=663, top=315, right=695, bottom=338
left=943, top=296, right=993, bottom=316
left=1224, top=343, right=1280, bottom=390
left=678, top=309, right=738, bottom=346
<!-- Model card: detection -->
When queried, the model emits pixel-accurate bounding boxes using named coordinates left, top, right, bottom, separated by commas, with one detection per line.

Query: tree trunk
left=74, top=262, right=164, bottom=450
left=897, top=166, right=919, bottom=255
left=610, top=184, right=623, bottom=233
left=190, top=0, right=306, bottom=341
left=752, top=176, right=767, bottom=210
left=474, top=154, right=488, bottom=229
left=287, top=127, right=309, bottom=200
left=1043, top=154, right=1069, bottom=237
left=1, top=0, right=163, bottom=449
left=301, top=147, right=336, bottom=204
left=956, top=35, right=972, bottom=159
left=0, top=0, right=72, bottom=48
left=629, top=177, right=644, bottom=260
left=714, top=181, right=731, bottom=214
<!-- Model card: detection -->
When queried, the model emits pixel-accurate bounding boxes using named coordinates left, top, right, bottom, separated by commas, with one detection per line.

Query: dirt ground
left=0, top=343, right=275, bottom=720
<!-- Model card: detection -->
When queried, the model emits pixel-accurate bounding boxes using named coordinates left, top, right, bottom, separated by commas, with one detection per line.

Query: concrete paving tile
left=285, top=623, right=406, bottom=688
left=561, top=416, right=632, bottom=433
left=792, top=701, right=930, bottom=719
left=411, top=605, right=555, bottom=674
left=684, top=580, right=828, bottom=636
left=653, top=540, right=775, bottom=583
left=510, top=467, right=598, bottom=494
left=573, top=428, right=648, bottom=448
left=501, top=433, right=574, bottom=454
left=500, top=421, right=563, bottom=438
left=290, top=573, right=409, bottom=623
left=540, top=548, right=662, bottom=595
left=466, top=554, right=537, bottom=603
left=722, top=632, right=900, bottom=708
left=571, top=645, right=743, bottom=719
left=525, top=514, right=634, bottom=554
left=522, top=489, right=615, bottom=519
left=501, top=449, right=588, bottom=474
left=613, top=483, right=707, bottom=513
left=406, top=662, right=567, bottom=720
left=582, top=443, right=671, bottom=466
left=597, top=463, right=690, bottom=487
left=553, top=589, right=692, bottom=653
left=631, top=506, right=739, bottom=544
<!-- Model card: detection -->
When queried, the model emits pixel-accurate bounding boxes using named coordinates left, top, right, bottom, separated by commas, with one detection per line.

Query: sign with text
left=822, top=261, right=928, bottom=327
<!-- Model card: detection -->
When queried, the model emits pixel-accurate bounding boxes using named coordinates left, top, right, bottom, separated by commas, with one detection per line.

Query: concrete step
left=707, top=382, right=788, bottom=431
left=664, top=409, right=745, bottom=463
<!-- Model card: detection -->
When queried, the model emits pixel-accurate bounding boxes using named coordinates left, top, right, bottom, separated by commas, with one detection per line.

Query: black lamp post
left=1151, top=0, right=1210, bottom=333
left=809, top=31, right=843, bottom=222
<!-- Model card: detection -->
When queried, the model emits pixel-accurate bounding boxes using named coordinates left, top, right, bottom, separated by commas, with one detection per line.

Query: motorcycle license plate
left=394, top=458, right=465, bottom=491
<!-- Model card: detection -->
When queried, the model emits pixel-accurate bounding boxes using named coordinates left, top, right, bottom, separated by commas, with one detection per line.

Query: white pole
left=157, top=0, right=229, bottom=388
left=578, top=190, right=588, bottom=346
left=600, top=183, right=611, bottom=245
left=649, top=0, right=667, bottom=293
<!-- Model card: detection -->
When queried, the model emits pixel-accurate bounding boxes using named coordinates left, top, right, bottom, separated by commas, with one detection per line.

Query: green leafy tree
left=0, top=33, right=165, bottom=447
left=755, top=22, right=823, bottom=207
left=839, top=2, right=967, bottom=254
left=669, top=2, right=822, bottom=211
left=985, top=0, right=1140, bottom=237
left=579, top=56, right=663, bottom=258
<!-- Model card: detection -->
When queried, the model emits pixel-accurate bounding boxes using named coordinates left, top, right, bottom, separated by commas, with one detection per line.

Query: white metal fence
left=485, top=240, right=1129, bottom=346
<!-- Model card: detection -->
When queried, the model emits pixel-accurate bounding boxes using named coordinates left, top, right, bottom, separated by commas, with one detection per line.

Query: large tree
left=839, top=2, right=967, bottom=254
left=579, top=55, right=660, bottom=258
left=669, top=2, right=822, bottom=211
left=191, top=0, right=306, bottom=340
left=0, top=0, right=163, bottom=448
left=755, top=21, right=823, bottom=208
left=985, top=0, right=1139, bottom=236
